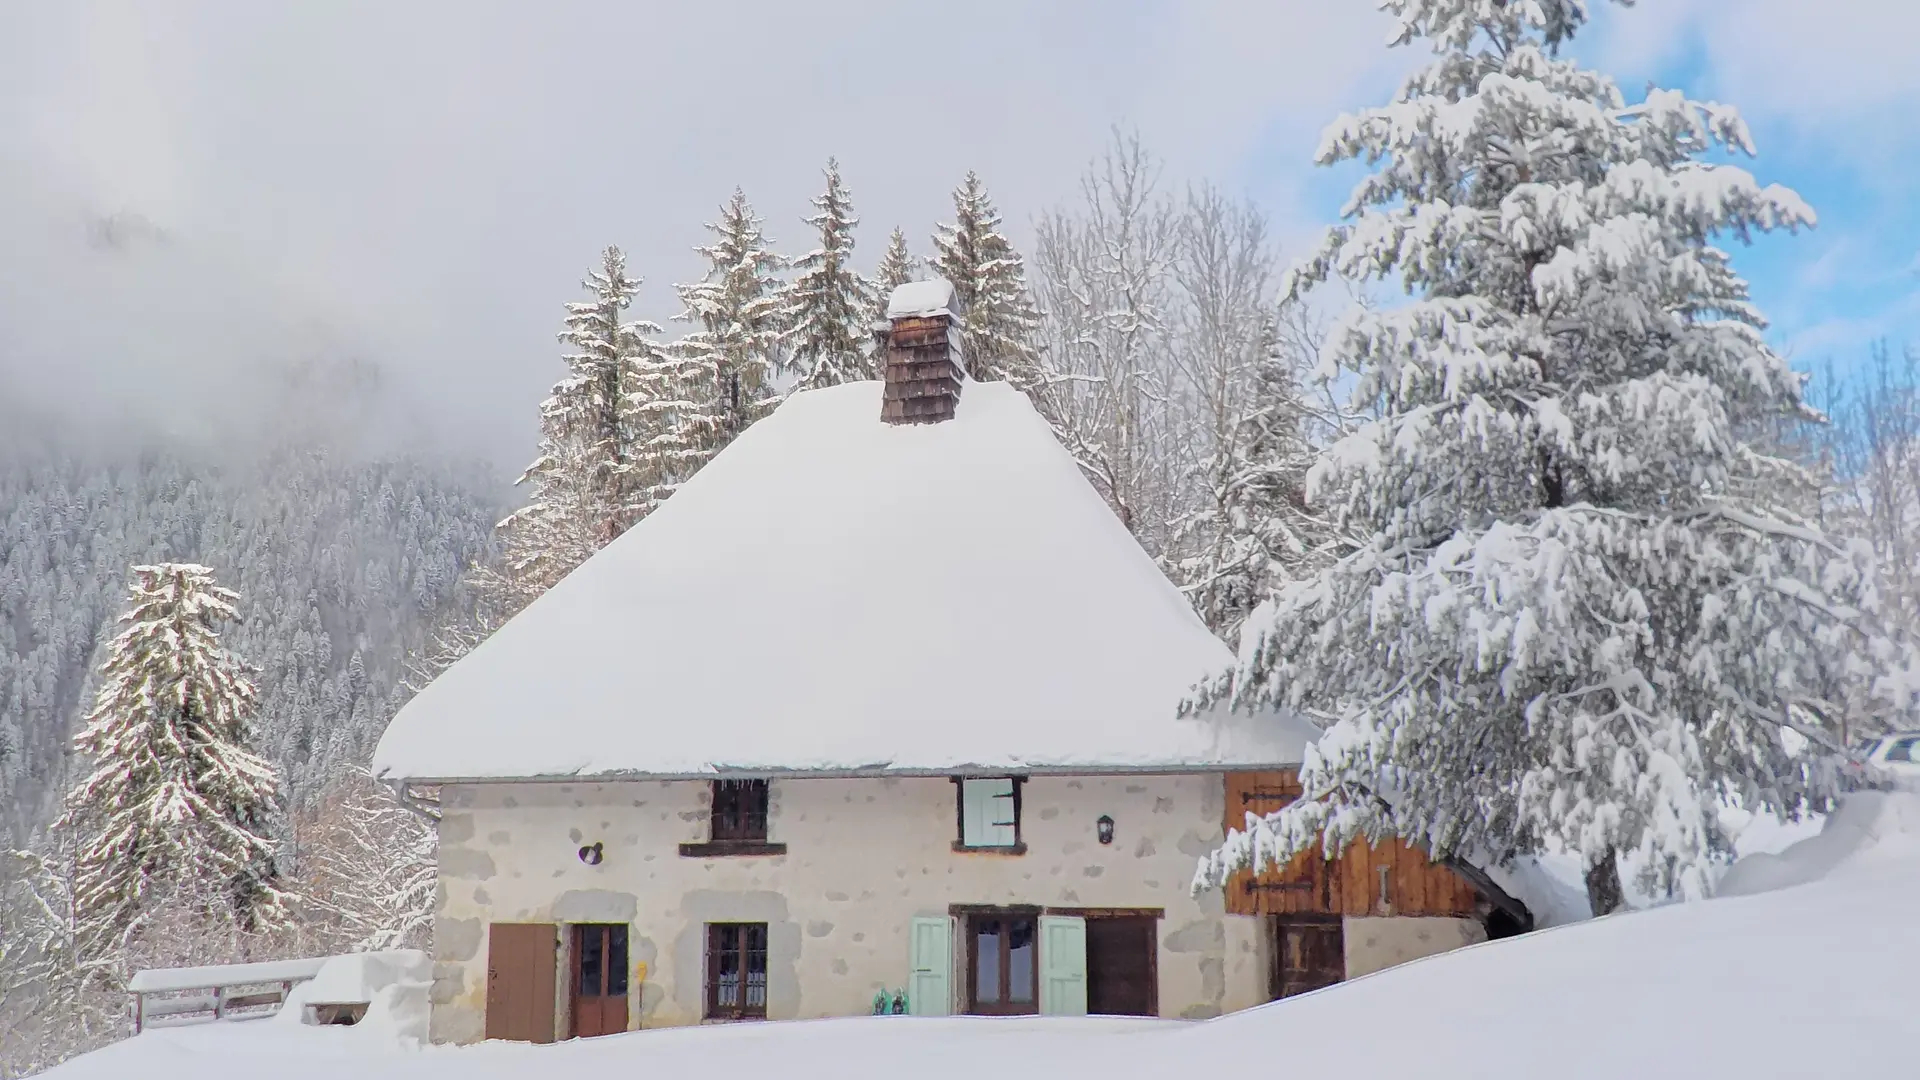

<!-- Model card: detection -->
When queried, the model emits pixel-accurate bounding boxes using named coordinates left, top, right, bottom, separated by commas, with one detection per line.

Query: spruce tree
left=626, top=333, right=722, bottom=513
left=1193, top=0, right=1909, bottom=913
left=675, top=189, right=786, bottom=440
left=782, top=159, right=875, bottom=390
left=498, top=247, right=672, bottom=608
left=930, top=171, right=1043, bottom=384
left=516, top=247, right=661, bottom=547
left=870, top=226, right=917, bottom=327
left=60, top=564, right=287, bottom=952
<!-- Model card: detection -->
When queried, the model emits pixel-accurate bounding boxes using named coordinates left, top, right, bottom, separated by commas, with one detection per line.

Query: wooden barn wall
left=1220, top=771, right=1481, bottom=919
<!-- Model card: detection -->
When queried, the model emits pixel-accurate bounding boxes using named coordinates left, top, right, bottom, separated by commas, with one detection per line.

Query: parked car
left=1845, top=732, right=1920, bottom=786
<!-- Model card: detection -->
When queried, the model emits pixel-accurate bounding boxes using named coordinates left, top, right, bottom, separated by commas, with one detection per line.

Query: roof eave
left=381, top=759, right=1304, bottom=787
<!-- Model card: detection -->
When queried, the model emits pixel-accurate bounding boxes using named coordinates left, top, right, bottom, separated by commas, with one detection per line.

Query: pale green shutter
left=1039, top=915, right=1087, bottom=1016
left=960, top=781, right=989, bottom=847
left=908, top=915, right=954, bottom=1016
left=961, top=778, right=1017, bottom=847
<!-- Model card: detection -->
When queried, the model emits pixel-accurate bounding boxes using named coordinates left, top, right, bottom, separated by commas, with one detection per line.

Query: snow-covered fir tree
left=495, top=247, right=679, bottom=611
left=781, top=159, right=875, bottom=390
left=676, top=189, right=786, bottom=439
left=871, top=226, right=917, bottom=318
left=0, top=445, right=498, bottom=845
left=930, top=171, right=1043, bottom=384
left=1192, top=0, right=1911, bottom=915
left=59, top=564, right=288, bottom=954
left=512, top=247, right=662, bottom=546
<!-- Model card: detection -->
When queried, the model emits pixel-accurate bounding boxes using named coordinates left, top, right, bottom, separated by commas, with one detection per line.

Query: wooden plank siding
left=1221, top=771, right=1482, bottom=919
left=881, top=315, right=963, bottom=424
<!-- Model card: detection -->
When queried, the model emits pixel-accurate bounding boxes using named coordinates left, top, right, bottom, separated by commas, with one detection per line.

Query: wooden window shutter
left=907, top=915, right=954, bottom=1016
left=961, top=778, right=1017, bottom=847
left=961, top=781, right=989, bottom=845
left=1037, top=915, right=1088, bottom=1017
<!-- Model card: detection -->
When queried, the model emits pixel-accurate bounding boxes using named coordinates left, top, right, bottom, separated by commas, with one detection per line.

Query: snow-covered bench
left=127, top=958, right=329, bottom=1032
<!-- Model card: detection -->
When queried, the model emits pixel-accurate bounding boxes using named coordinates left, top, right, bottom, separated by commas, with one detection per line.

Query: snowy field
left=43, top=794, right=1918, bottom=1080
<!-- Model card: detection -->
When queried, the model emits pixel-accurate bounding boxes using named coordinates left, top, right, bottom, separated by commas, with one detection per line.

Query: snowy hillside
left=42, top=793, right=1920, bottom=1080
left=0, top=445, right=502, bottom=841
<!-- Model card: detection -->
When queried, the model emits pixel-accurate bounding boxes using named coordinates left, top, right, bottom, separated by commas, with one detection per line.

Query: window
left=967, top=914, right=1038, bottom=1015
left=706, top=923, right=768, bottom=1020
left=680, top=780, right=784, bottom=857
left=1886, top=737, right=1919, bottom=763
left=575, top=924, right=629, bottom=999
left=954, top=776, right=1024, bottom=852
left=712, top=779, right=769, bottom=841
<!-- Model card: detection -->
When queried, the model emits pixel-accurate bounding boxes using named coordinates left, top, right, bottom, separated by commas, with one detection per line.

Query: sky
left=1, top=0, right=1915, bottom=469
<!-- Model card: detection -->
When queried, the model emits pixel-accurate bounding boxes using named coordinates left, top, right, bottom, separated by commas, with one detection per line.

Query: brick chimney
left=880, top=279, right=964, bottom=425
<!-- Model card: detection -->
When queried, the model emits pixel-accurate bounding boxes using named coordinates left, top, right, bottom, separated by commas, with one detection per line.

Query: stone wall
left=428, top=773, right=1266, bottom=1041
left=1342, top=915, right=1488, bottom=980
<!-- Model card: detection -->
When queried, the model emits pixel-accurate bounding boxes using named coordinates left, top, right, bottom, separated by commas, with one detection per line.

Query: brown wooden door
left=1270, top=917, right=1344, bottom=1000
left=1085, top=916, right=1157, bottom=1016
left=485, top=923, right=557, bottom=1043
left=569, top=924, right=630, bottom=1038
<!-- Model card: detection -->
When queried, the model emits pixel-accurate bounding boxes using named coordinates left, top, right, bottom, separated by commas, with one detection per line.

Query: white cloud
left=1594, top=0, right=1920, bottom=119
left=0, top=0, right=1398, bottom=463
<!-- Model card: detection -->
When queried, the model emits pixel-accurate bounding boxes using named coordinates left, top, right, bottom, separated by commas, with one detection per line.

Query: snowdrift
left=44, top=796, right=1920, bottom=1079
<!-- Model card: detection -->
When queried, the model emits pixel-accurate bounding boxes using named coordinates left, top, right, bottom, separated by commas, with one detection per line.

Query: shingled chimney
left=879, top=279, right=964, bottom=425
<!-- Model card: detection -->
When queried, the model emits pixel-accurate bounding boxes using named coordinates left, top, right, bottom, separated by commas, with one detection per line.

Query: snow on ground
left=46, top=793, right=1920, bottom=1080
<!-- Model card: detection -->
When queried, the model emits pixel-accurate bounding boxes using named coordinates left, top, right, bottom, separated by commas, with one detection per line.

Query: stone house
left=373, top=281, right=1528, bottom=1043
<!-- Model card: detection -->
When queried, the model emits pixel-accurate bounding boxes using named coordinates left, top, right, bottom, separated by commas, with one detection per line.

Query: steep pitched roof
left=373, top=381, right=1312, bottom=781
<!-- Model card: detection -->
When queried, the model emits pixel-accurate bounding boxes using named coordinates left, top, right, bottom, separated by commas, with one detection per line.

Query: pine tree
left=1192, top=0, right=1910, bottom=915
left=59, top=564, right=287, bottom=955
left=869, top=226, right=917, bottom=327
left=624, top=334, right=721, bottom=514
left=930, top=171, right=1043, bottom=384
left=514, top=247, right=661, bottom=547
left=495, top=248, right=674, bottom=611
left=781, top=159, right=875, bottom=390
left=675, top=189, right=786, bottom=440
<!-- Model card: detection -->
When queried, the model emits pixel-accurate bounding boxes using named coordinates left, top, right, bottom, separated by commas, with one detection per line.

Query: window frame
left=951, top=775, right=1027, bottom=854
left=704, top=922, right=770, bottom=1021
left=964, top=910, right=1041, bottom=1016
left=680, top=779, right=787, bottom=857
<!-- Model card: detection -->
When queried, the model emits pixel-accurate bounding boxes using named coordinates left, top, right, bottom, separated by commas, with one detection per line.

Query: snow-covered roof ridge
left=885, top=277, right=959, bottom=320
left=374, top=381, right=1309, bottom=781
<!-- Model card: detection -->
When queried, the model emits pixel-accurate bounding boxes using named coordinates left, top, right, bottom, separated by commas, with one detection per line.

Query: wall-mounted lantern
left=578, top=841, right=604, bottom=866
left=1096, top=815, right=1115, bottom=845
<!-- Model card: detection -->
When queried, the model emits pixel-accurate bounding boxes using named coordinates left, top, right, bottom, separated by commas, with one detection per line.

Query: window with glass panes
left=705, top=923, right=769, bottom=1020
left=710, top=780, right=770, bottom=842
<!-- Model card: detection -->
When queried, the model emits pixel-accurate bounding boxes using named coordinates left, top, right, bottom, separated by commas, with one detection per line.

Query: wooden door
left=485, top=923, right=557, bottom=1043
left=1085, top=916, right=1156, bottom=1016
left=1270, top=918, right=1344, bottom=1000
left=568, top=923, right=630, bottom=1038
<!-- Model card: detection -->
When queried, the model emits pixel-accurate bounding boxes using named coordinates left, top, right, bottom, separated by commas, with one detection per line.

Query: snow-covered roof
left=127, top=958, right=329, bottom=994
left=885, top=278, right=958, bottom=319
left=373, top=382, right=1311, bottom=782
